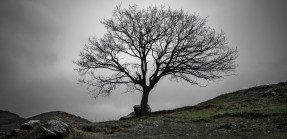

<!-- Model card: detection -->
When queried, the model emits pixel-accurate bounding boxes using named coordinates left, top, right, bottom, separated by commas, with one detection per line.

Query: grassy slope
left=70, top=82, right=287, bottom=138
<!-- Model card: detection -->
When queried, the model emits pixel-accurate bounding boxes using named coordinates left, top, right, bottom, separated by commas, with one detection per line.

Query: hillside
left=0, top=111, right=24, bottom=138
left=0, top=110, right=24, bottom=125
left=27, top=111, right=90, bottom=124
left=72, top=82, right=287, bottom=138
left=1, top=81, right=287, bottom=138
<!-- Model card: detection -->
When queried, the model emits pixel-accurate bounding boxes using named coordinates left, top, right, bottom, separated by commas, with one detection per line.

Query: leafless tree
left=74, top=5, right=237, bottom=116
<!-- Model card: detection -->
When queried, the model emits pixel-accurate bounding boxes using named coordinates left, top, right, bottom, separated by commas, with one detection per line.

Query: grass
left=68, top=82, right=287, bottom=138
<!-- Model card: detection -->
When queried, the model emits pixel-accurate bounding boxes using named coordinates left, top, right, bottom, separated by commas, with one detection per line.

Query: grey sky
left=0, top=0, right=287, bottom=122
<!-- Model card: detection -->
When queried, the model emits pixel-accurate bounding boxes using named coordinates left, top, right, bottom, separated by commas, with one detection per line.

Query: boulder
left=7, top=119, right=72, bottom=138
left=133, top=105, right=151, bottom=116
left=8, top=120, right=57, bottom=138
left=120, top=105, right=152, bottom=120
left=47, top=120, right=72, bottom=137
left=28, top=126, right=57, bottom=138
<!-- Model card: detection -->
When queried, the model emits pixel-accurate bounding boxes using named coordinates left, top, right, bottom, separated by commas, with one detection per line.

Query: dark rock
left=6, top=120, right=56, bottom=139
left=133, top=105, right=151, bottom=116
left=6, top=119, right=72, bottom=138
left=9, top=129, right=28, bottom=137
left=133, top=105, right=141, bottom=115
left=120, top=104, right=152, bottom=120
left=28, top=126, right=57, bottom=139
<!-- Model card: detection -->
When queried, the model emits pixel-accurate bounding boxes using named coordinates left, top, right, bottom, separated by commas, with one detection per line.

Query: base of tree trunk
left=133, top=105, right=151, bottom=116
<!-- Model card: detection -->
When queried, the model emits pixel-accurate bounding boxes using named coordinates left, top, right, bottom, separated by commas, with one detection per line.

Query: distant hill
left=27, top=111, right=90, bottom=124
left=0, top=110, right=24, bottom=138
left=0, top=110, right=24, bottom=125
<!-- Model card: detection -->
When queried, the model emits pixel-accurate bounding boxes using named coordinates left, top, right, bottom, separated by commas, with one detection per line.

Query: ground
left=1, top=82, right=286, bottom=138
left=71, top=82, right=287, bottom=138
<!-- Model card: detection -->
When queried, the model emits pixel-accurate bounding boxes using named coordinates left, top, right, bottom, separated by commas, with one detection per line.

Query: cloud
left=0, top=0, right=62, bottom=78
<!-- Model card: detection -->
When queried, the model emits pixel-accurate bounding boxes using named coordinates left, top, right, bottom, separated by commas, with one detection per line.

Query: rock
left=41, top=127, right=57, bottom=137
left=7, top=120, right=57, bottom=139
left=133, top=105, right=151, bottom=116
left=120, top=105, right=152, bottom=120
left=28, top=126, right=57, bottom=138
left=20, top=120, right=40, bottom=130
left=133, top=105, right=141, bottom=115
left=6, top=120, right=72, bottom=139
left=47, top=120, right=72, bottom=137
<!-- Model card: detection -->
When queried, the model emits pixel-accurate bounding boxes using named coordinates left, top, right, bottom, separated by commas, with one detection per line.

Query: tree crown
left=74, top=5, right=237, bottom=97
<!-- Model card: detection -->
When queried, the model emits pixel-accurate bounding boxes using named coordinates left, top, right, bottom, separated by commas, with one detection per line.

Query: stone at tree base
left=133, top=105, right=151, bottom=116
left=120, top=105, right=152, bottom=120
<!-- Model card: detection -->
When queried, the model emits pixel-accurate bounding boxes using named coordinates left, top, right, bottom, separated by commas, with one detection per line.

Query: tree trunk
left=140, top=89, right=150, bottom=116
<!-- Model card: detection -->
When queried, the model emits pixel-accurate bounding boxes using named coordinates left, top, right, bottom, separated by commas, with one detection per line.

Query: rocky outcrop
left=0, top=110, right=90, bottom=138
left=5, top=119, right=72, bottom=139
left=47, top=120, right=72, bottom=137
left=20, top=120, right=40, bottom=130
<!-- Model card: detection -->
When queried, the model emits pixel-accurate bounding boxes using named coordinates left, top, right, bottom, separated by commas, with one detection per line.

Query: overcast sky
left=0, top=0, right=287, bottom=122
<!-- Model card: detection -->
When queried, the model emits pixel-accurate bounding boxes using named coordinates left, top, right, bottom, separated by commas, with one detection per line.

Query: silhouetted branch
left=74, top=5, right=237, bottom=98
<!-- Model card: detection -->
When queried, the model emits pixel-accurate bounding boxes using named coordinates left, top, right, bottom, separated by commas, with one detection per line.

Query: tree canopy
left=74, top=5, right=237, bottom=115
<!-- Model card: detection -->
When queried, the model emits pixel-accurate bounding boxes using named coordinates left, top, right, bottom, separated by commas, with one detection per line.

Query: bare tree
left=74, top=5, right=237, bottom=116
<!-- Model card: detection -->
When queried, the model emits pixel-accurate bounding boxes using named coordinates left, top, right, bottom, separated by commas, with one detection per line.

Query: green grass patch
left=261, top=105, right=287, bottom=115
left=188, top=109, right=216, bottom=121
